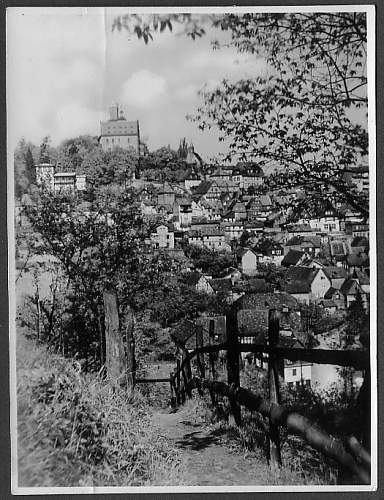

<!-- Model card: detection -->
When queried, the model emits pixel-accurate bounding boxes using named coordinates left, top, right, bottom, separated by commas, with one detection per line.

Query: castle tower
left=100, top=103, right=140, bottom=154
left=109, top=102, right=119, bottom=121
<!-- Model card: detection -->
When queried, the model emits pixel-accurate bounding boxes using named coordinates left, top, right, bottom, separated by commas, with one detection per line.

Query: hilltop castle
left=99, top=103, right=140, bottom=154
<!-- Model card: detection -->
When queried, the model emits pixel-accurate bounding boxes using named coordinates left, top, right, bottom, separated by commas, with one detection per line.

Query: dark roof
left=235, top=278, right=273, bottom=294
left=193, top=181, right=212, bottom=195
left=351, top=236, right=369, bottom=248
left=281, top=266, right=322, bottom=294
left=237, top=292, right=299, bottom=311
left=352, top=269, right=370, bottom=285
left=346, top=253, right=369, bottom=267
left=218, top=267, right=241, bottom=279
left=323, top=266, right=348, bottom=280
left=340, top=279, right=362, bottom=295
left=183, top=271, right=203, bottom=287
left=209, top=278, right=233, bottom=293
left=237, top=309, right=268, bottom=342
left=285, top=266, right=318, bottom=282
left=324, top=287, right=342, bottom=299
left=320, top=299, right=338, bottom=308
left=281, top=249, right=305, bottom=266
left=330, top=241, right=347, bottom=256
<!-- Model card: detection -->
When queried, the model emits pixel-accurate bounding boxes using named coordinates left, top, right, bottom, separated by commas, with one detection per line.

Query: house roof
left=281, top=249, right=305, bottom=266
left=324, top=287, right=341, bottom=299
left=320, top=299, right=337, bottom=309
left=286, top=223, right=313, bottom=233
left=285, top=266, right=318, bottom=282
left=237, top=291, right=299, bottom=311
left=346, top=253, right=369, bottom=267
left=351, top=236, right=369, bottom=248
left=238, top=247, right=257, bottom=259
left=340, top=278, right=362, bottom=295
left=193, top=181, right=212, bottom=195
left=183, top=271, right=204, bottom=287
left=235, top=278, right=273, bottom=294
left=209, top=278, right=233, bottom=293
left=218, top=267, right=241, bottom=279
left=281, top=266, right=323, bottom=295
left=352, top=269, right=370, bottom=285
left=158, top=182, right=175, bottom=194
left=330, top=241, right=347, bottom=256
left=323, top=266, right=349, bottom=280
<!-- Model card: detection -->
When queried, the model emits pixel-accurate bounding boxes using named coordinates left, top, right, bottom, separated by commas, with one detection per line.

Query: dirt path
left=153, top=407, right=269, bottom=486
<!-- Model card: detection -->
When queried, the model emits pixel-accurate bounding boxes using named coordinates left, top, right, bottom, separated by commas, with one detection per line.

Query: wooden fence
left=102, top=290, right=370, bottom=485
left=167, top=307, right=371, bottom=485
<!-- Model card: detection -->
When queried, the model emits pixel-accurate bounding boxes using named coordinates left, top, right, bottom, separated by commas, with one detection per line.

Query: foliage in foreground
left=17, top=337, right=183, bottom=487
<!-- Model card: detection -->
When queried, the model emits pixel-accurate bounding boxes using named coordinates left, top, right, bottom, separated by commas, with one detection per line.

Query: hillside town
left=11, top=9, right=374, bottom=490
left=15, top=101, right=370, bottom=393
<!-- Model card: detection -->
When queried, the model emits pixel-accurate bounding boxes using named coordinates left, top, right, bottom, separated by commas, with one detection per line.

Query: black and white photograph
left=7, top=5, right=376, bottom=494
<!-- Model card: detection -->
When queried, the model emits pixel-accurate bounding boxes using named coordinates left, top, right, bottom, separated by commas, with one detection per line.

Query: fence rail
left=167, top=308, right=371, bottom=485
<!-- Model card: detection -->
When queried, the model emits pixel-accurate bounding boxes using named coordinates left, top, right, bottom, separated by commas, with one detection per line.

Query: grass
left=180, top=389, right=339, bottom=485
left=16, top=334, right=184, bottom=488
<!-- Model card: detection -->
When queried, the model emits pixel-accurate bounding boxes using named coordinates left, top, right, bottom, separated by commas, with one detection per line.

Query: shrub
left=16, top=337, right=183, bottom=487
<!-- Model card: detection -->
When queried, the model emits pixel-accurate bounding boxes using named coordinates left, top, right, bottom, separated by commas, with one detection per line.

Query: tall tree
left=177, top=137, right=188, bottom=159
left=192, top=13, right=369, bottom=218
left=24, top=147, right=36, bottom=184
left=114, top=12, right=369, bottom=218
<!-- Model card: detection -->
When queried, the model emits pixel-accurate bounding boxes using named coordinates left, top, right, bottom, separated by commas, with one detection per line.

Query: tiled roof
left=237, top=292, right=299, bottom=311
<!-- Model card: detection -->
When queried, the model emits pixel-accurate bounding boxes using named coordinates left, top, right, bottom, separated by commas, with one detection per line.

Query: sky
left=7, top=7, right=267, bottom=162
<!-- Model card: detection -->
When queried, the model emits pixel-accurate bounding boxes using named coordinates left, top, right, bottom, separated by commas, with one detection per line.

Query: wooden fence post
left=125, top=305, right=136, bottom=392
left=182, top=349, right=192, bottom=398
left=176, top=358, right=181, bottom=404
left=196, top=325, right=205, bottom=379
left=208, top=319, right=217, bottom=405
left=103, top=288, right=135, bottom=393
left=226, top=304, right=241, bottom=426
left=267, top=308, right=282, bottom=467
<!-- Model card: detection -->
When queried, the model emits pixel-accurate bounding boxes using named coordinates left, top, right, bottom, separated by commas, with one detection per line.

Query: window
left=292, top=368, right=297, bottom=376
left=305, top=379, right=311, bottom=387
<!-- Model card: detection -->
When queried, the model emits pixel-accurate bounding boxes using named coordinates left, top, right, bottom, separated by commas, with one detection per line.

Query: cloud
left=54, top=104, right=103, bottom=139
left=7, top=8, right=105, bottom=149
left=120, top=70, right=167, bottom=108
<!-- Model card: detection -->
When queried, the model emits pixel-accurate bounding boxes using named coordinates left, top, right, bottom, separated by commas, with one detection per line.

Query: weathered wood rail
left=101, top=290, right=371, bottom=485
left=168, top=309, right=371, bottom=485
